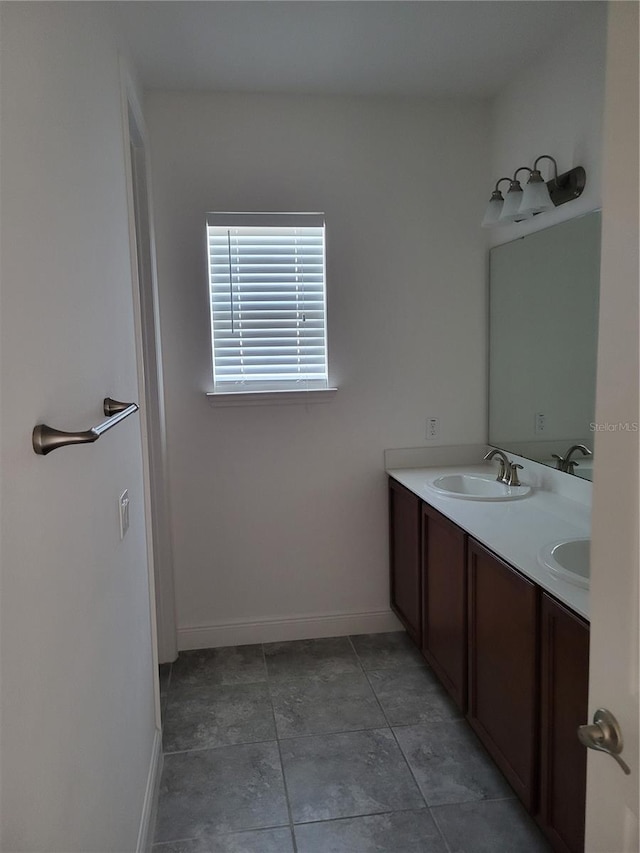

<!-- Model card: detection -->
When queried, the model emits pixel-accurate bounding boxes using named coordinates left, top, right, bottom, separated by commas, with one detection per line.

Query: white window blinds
left=207, top=213, right=328, bottom=392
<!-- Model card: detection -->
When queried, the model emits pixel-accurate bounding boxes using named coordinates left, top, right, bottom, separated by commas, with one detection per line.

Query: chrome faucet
left=506, top=462, right=524, bottom=487
left=552, top=444, right=592, bottom=475
left=484, top=448, right=524, bottom=487
left=484, top=448, right=510, bottom=482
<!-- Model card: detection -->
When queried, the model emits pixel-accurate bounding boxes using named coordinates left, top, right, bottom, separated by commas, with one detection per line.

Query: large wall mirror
left=488, top=211, right=601, bottom=480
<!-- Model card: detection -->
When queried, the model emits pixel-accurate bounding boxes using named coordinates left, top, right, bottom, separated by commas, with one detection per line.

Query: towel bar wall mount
left=32, top=398, right=139, bottom=456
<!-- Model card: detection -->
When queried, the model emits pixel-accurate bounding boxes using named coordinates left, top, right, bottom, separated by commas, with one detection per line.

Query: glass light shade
left=499, top=185, right=531, bottom=223
left=481, top=196, right=504, bottom=228
left=519, top=175, right=555, bottom=216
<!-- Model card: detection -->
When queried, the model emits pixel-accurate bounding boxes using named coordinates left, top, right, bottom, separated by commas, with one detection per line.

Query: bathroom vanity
left=388, top=466, right=590, bottom=853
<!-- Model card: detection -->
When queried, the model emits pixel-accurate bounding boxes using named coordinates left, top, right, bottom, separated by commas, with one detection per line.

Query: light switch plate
left=119, top=489, right=130, bottom=540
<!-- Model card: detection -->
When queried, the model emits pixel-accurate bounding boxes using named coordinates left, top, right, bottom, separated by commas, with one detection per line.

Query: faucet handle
left=507, top=463, right=524, bottom=487
left=552, top=453, right=565, bottom=471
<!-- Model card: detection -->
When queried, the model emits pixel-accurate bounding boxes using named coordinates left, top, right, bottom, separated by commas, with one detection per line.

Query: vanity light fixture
left=482, top=155, right=586, bottom=227
left=519, top=155, right=558, bottom=216
left=498, top=168, right=534, bottom=224
left=480, top=177, right=511, bottom=228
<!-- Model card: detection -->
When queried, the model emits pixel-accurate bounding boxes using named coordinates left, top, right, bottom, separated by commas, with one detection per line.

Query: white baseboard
left=136, top=727, right=163, bottom=853
left=177, top=609, right=403, bottom=650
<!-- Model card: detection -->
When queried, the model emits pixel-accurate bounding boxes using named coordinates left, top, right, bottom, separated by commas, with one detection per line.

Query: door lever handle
left=578, top=708, right=631, bottom=775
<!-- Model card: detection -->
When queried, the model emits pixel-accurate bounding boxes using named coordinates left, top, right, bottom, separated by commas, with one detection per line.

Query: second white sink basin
left=538, top=538, right=590, bottom=588
left=428, top=473, right=531, bottom=501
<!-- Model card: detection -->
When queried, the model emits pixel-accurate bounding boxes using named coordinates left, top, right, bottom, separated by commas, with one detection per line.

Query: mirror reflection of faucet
left=552, top=444, right=592, bottom=474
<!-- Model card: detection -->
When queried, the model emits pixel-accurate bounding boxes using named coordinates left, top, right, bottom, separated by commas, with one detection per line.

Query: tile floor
left=154, top=632, right=550, bottom=852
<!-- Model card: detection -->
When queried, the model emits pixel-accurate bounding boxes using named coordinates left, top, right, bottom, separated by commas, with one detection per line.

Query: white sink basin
left=538, top=538, right=590, bottom=588
left=427, top=473, right=531, bottom=501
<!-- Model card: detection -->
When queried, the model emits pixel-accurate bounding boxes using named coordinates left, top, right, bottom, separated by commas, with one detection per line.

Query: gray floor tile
left=152, top=826, right=294, bottom=853
left=350, top=632, right=424, bottom=671
left=394, top=721, right=514, bottom=807
left=264, top=636, right=360, bottom=681
left=154, top=742, right=288, bottom=843
left=368, top=667, right=461, bottom=726
left=271, top=671, right=386, bottom=738
left=280, top=728, right=425, bottom=823
left=170, top=645, right=266, bottom=688
left=431, top=799, right=551, bottom=852
left=295, top=810, right=448, bottom=852
left=163, top=682, right=276, bottom=752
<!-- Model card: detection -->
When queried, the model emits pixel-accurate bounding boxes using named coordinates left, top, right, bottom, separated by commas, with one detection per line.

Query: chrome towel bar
left=32, top=398, right=139, bottom=456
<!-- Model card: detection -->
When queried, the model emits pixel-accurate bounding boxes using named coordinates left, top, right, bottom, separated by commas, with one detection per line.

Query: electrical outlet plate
left=426, top=417, right=440, bottom=440
left=119, top=490, right=130, bottom=540
left=535, top=412, right=546, bottom=434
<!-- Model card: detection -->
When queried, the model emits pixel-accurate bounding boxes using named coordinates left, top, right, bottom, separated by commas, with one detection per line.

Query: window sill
left=206, top=388, right=338, bottom=408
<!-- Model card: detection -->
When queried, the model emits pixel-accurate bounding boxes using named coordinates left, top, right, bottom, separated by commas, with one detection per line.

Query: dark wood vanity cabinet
left=421, top=503, right=467, bottom=711
left=467, top=539, right=540, bottom=811
left=538, top=594, right=589, bottom=853
left=387, top=478, right=590, bottom=846
left=388, top=478, right=422, bottom=645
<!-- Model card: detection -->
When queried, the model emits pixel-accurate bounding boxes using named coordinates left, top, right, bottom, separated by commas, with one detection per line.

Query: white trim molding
left=119, top=54, right=178, bottom=669
left=178, top=609, right=403, bottom=650
left=206, top=387, right=338, bottom=407
left=136, top=727, right=163, bottom=853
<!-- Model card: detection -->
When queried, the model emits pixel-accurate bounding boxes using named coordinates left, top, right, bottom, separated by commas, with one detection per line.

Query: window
left=206, top=212, right=330, bottom=396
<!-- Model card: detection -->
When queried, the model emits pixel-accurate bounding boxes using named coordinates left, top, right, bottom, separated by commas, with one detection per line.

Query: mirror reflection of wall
left=488, top=211, right=601, bottom=480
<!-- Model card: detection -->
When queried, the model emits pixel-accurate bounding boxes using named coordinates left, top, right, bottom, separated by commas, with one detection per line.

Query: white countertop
left=387, top=463, right=591, bottom=621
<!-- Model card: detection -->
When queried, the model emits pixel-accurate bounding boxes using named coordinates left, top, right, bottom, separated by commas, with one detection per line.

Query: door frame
left=584, top=2, right=639, bottom=849
left=119, top=59, right=178, bottom=685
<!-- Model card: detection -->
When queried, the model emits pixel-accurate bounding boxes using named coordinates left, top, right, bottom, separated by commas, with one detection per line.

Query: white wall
left=0, top=5, right=158, bottom=851
left=146, top=92, right=490, bottom=647
left=487, top=2, right=607, bottom=247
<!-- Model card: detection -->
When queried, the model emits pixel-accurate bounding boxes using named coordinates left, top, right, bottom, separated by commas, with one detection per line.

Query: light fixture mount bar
left=547, top=165, right=586, bottom=207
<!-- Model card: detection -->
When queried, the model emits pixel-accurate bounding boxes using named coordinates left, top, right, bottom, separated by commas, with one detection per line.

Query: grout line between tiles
left=151, top=836, right=197, bottom=850
left=391, top=717, right=467, bottom=732
left=427, top=802, right=455, bottom=853
left=373, top=688, right=429, bottom=806
left=162, top=735, right=280, bottom=757
left=347, top=634, right=457, bottom=852
left=263, top=643, right=299, bottom=853
left=346, top=634, right=366, bottom=672
left=153, top=825, right=296, bottom=851
left=276, top=724, right=385, bottom=741
left=289, top=806, right=434, bottom=828
left=356, top=641, right=458, bottom=853
left=291, top=802, right=439, bottom=827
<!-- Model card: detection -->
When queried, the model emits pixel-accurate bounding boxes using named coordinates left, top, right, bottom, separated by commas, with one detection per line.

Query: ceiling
left=114, top=1, right=599, bottom=98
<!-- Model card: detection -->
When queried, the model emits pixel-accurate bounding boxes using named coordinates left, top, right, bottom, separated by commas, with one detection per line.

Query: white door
left=584, top=3, right=639, bottom=850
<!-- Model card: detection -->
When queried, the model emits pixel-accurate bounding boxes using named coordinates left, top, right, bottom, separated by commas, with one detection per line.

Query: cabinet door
left=422, top=503, right=467, bottom=711
left=468, top=539, right=539, bottom=810
left=539, top=594, right=589, bottom=853
left=388, top=478, right=422, bottom=645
